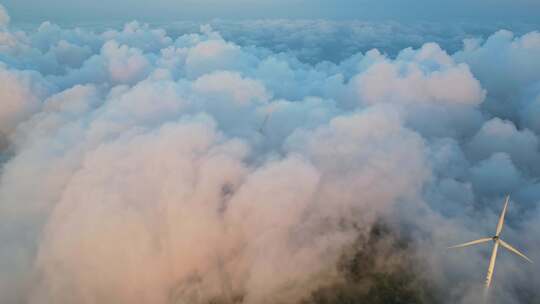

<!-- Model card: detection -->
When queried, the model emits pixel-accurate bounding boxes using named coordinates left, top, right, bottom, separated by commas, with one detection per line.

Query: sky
left=2, top=0, right=540, bottom=24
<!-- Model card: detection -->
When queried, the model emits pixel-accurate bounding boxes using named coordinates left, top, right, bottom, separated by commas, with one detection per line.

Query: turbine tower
left=449, top=195, right=533, bottom=297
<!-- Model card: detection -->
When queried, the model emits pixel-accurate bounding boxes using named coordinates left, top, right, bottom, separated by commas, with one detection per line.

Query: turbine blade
left=499, top=239, right=533, bottom=263
left=485, top=241, right=499, bottom=291
left=448, top=238, right=492, bottom=249
left=496, top=195, right=510, bottom=236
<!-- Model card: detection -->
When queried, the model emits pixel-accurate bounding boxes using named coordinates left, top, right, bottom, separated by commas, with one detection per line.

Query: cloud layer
left=0, top=5, right=540, bottom=304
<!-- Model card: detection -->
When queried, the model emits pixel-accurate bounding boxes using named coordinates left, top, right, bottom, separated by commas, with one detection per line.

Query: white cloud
left=0, top=64, right=51, bottom=136
left=455, top=30, right=540, bottom=120
left=0, top=4, right=9, bottom=27
left=470, top=152, right=524, bottom=196
left=0, top=13, right=539, bottom=303
left=466, top=117, right=540, bottom=174
left=193, top=71, right=270, bottom=106
left=345, top=43, right=485, bottom=138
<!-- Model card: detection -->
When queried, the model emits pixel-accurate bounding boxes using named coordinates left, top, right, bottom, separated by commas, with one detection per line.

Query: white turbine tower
left=449, top=195, right=533, bottom=297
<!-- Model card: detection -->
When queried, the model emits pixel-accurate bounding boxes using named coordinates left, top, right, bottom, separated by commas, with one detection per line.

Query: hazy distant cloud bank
left=1, top=3, right=540, bottom=304
left=160, top=19, right=539, bottom=63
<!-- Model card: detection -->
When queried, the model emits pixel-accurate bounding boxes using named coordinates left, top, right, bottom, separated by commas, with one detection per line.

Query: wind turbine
left=258, top=113, right=271, bottom=136
left=449, top=195, right=532, bottom=297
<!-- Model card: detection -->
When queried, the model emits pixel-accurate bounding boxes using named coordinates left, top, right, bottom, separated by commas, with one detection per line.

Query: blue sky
left=3, top=0, right=540, bottom=24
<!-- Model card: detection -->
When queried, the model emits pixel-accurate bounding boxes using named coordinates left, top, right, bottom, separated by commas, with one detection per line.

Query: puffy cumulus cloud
left=466, top=118, right=540, bottom=175
left=350, top=45, right=484, bottom=107
left=185, top=38, right=254, bottom=79
left=102, top=21, right=173, bottom=53
left=29, top=22, right=101, bottom=54
left=53, top=40, right=154, bottom=89
left=50, top=40, right=92, bottom=69
left=31, top=116, right=250, bottom=304
left=0, top=4, right=7, bottom=27
left=455, top=30, right=540, bottom=121
left=166, top=20, right=538, bottom=64
left=470, top=153, right=525, bottom=197
left=521, top=86, right=540, bottom=134
left=1, top=9, right=540, bottom=304
left=345, top=44, right=485, bottom=138
left=284, top=106, right=430, bottom=246
left=102, top=40, right=152, bottom=84
left=0, top=4, right=8, bottom=27
left=193, top=71, right=270, bottom=106
left=0, top=64, right=52, bottom=136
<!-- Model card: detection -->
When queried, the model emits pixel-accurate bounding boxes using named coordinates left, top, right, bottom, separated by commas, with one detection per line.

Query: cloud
left=454, top=30, right=540, bottom=120
left=345, top=44, right=485, bottom=138
left=185, top=37, right=254, bottom=79
left=470, top=152, right=525, bottom=196
left=521, top=89, right=540, bottom=134
left=193, top=71, right=271, bottom=106
left=0, top=64, right=51, bottom=136
left=466, top=118, right=540, bottom=175
left=0, top=4, right=9, bottom=27
left=0, top=8, right=540, bottom=304
left=165, top=20, right=539, bottom=64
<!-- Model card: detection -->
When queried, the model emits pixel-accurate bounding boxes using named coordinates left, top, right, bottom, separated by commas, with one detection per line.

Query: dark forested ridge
left=301, top=222, right=438, bottom=304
